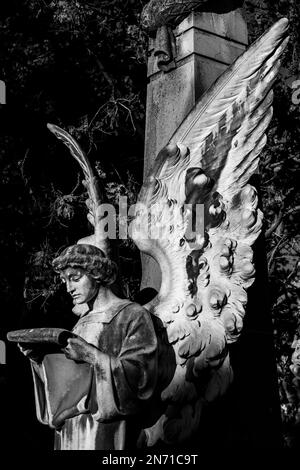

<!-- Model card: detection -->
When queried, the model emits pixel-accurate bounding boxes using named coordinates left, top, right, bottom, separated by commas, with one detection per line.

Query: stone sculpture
left=140, top=0, right=244, bottom=33
left=8, top=17, right=289, bottom=449
left=16, top=244, right=158, bottom=450
left=130, top=18, right=289, bottom=445
left=140, top=0, right=245, bottom=70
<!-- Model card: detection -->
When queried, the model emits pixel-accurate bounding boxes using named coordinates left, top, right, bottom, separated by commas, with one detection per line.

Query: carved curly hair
left=52, top=244, right=117, bottom=286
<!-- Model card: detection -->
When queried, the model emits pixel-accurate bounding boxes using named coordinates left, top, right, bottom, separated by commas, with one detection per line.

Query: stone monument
left=7, top=3, right=287, bottom=450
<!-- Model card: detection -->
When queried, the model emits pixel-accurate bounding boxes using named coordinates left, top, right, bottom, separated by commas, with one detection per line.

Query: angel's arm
left=88, top=304, right=158, bottom=422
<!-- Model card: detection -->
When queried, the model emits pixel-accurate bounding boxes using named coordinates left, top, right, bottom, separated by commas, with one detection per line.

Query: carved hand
left=63, top=337, right=102, bottom=365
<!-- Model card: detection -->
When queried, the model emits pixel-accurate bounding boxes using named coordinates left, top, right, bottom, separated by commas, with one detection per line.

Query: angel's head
left=52, top=244, right=117, bottom=305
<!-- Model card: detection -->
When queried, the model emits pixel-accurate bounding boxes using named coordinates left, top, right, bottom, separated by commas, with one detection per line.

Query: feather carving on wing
left=130, top=18, right=289, bottom=446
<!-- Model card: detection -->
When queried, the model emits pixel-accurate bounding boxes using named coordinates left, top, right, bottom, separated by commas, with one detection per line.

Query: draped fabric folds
left=31, top=301, right=158, bottom=450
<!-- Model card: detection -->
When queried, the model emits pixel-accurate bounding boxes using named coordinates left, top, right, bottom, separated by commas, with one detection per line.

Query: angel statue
left=8, top=17, right=289, bottom=450
left=18, top=244, right=159, bottom=450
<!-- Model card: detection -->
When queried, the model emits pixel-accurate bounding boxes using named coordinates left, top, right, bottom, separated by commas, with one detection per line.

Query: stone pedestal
left=142, top=9, right=248, bottom=290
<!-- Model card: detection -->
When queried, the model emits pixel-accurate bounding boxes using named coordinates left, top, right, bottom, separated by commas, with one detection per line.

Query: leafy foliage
left=0, top=0, right=148, bottom=327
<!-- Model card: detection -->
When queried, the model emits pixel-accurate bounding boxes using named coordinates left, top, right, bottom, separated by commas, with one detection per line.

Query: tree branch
left=268, top=236, right=288, bottom=272
left=265, top=205, right=300, bottom=239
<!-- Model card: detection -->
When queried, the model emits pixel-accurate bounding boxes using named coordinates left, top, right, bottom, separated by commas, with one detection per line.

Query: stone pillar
left=142, top=9, right=248, bottom=290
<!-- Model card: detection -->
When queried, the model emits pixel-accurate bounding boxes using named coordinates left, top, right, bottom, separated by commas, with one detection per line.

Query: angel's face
left=60, top=267, right=98, bottom=305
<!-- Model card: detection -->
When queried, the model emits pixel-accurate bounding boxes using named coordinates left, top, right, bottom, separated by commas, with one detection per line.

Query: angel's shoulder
left=120, top=301, right=153, bottom=323
left=115, top=302, right=157, bottom=343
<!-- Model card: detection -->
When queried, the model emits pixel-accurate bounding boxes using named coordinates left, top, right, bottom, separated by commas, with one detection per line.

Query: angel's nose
left=66, top=281, right=75, bottom=293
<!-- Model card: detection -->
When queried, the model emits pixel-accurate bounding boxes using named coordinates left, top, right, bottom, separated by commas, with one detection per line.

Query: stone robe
left=31, top=300, right=158, bottom=450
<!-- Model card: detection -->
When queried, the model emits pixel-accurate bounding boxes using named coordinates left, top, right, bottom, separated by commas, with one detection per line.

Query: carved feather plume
left=47, top=123, right=107, bottom=252
left=131, top=18, right=289, bottom=445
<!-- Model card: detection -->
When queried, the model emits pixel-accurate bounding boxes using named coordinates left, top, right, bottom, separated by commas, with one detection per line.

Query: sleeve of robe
left=30, top=354, right=93, bottom=428
left=30, top=360, right=50, bottom=426
left=89, top=304, right=158, bottom=422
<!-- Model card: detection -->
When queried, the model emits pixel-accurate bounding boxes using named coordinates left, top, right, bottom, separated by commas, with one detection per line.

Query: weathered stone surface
left=142, top=9, right=248, bottom=290
left=145, top=60, right=198, bottom=174
left=176, top=10, right=248, bottom=41
left=177, top=27, right=246, bottom=64
left=147, top=11, right=247, bottom=79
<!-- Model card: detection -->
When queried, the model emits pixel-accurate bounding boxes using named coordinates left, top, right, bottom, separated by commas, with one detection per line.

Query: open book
left=7, top=328, right=92, bottom=428
left=7, top=327, right=76, bottom=346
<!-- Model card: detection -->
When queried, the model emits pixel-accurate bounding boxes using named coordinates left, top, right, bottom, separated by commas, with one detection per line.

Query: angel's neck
left=89, top=287, right=122, bottom=313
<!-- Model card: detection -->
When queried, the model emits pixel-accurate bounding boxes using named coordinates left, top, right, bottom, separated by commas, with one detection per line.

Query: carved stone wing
left=131, top=18, right=289, bottom=446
